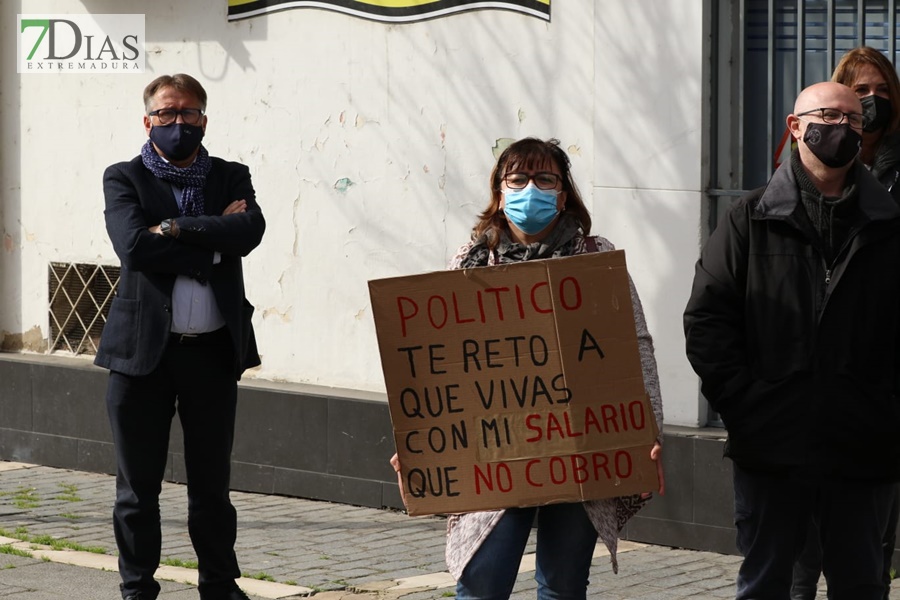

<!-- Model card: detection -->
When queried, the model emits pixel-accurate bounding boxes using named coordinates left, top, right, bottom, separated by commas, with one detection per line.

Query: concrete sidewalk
left=0, top=461, right=839, bottom=599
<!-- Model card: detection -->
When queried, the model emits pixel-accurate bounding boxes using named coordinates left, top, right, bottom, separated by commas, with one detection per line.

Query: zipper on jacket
left=824, top=268, right=832, bottom=285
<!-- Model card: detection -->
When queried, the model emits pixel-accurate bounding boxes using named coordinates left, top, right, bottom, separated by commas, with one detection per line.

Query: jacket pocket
left=99, top=297, right=139, bottom=359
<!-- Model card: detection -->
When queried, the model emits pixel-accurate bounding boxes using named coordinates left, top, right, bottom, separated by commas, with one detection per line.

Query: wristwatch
left=160, top=219, right=177, bottom=238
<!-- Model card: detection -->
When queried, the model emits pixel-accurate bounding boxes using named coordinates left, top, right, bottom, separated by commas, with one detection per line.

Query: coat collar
left=754, top=157, right=900, bottom=223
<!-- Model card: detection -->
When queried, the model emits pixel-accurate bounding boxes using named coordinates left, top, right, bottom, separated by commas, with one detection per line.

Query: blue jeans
left=734, top=463, right=894, bottom=600
left=456, top=503, right=598, bottom=600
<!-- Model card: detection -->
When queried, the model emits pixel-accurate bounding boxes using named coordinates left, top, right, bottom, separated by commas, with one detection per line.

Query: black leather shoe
left=120, top=581, right=154, bottom=600
left=201, top=588, right=251, bottom=600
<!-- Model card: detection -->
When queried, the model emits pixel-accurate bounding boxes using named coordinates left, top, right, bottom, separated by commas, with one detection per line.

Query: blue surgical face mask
left=502, top=184, right=560, bottom=235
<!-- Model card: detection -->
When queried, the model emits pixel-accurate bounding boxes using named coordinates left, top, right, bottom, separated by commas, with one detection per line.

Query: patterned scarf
left=140, top=140, right=211, bottom=217
left=458, top=212, right=584, bottom=268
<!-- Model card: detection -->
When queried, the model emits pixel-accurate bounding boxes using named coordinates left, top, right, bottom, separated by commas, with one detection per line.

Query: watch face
left=161, top=220, right=171, bottom=235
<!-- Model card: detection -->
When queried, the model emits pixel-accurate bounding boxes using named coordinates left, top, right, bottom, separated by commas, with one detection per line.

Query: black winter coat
left=684, top=160, right=900, bottom=481
left=872, top=133, right=900, bottom=205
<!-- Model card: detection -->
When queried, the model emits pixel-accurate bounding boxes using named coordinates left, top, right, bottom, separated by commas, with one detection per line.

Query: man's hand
left=149, top=200, right=244, bottom=237
left=150, top=220, right=179, bottom=237
left=223, top=199, right=247, bottom=215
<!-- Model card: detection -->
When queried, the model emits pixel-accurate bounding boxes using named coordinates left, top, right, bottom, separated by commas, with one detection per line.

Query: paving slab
left=0, top=461, right=885, bottom=599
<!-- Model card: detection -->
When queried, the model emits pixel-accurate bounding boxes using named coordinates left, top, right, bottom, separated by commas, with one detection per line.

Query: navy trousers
left=790, top=487, right=899, bottom=600
left=733, top=463, right=895, bottom=600
left=106, top=331, right=240, bottom=600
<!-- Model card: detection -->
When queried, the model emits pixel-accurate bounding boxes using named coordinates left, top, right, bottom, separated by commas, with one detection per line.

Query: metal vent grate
left=48, top=262, right=120, bottom=355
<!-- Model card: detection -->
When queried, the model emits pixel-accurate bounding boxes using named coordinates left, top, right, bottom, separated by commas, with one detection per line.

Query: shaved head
left=787, top=81, right=864, bottom=181
left=794, top=81, right=862, bottom=116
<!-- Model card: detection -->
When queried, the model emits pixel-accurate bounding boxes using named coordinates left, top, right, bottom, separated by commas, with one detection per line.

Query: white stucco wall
left=0, top=0, right=705, bottom=426
left=593, top=4, right=706, bottom=426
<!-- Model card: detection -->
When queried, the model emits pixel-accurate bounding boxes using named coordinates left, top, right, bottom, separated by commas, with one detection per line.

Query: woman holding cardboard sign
left=391, top=137, right=664, bottom=600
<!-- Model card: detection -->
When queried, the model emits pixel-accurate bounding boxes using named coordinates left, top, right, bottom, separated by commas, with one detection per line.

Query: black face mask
left=803, top=122, right=862, bottom=168
left=149, top=123, right=204, bottom=162
left=861, top=94, right=893, bottom=133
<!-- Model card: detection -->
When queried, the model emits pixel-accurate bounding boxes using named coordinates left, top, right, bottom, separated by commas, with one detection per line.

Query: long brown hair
left=832, top=46, right=900, bottom=134
left=471, top=137, right=590, bottom=249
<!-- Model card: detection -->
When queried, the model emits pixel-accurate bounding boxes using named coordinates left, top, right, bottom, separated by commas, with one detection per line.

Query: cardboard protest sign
left=368, top=250, right=659, bottom=516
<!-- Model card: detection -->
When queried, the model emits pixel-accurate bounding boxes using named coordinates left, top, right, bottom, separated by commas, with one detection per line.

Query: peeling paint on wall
left=334, top=178, right=354, bottom=193
left=492, top=138, right=515, bottom=160
left=3, top=234, right=13, bottom=253
left=567, top=144, right=582, bottom=156
left=355, top=114, right=379, bottom=128
left=291, top=195, right=301, bottom=257
left=2, top=326, right=46, bottom=352
left=517, top=108, right=526, bottom=123
left=262, top=307, right=293, bottom=322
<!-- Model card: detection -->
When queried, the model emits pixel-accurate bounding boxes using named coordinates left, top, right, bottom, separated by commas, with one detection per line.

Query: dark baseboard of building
left=0, top=353, right=405, bottom=511
left=621, top=427, right=737, bottom=556
left=0, top=353, right=750, bottom=559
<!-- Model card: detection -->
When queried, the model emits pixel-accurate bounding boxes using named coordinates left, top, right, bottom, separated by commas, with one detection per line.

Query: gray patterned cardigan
left=444, top=234, right=664, bottom=580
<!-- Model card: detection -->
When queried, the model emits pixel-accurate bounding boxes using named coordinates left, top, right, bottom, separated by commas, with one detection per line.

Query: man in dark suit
left=96, top=73, right=265, bottom=600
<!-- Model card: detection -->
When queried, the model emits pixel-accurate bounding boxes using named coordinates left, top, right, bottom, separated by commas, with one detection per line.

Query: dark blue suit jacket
left=95, top=154, right=266, bottom=379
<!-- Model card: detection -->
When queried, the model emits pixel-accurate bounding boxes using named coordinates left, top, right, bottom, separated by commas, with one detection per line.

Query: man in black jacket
left=684, top=81, right=900, bottom=599
left=96, top=74, right=265, bottom=600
